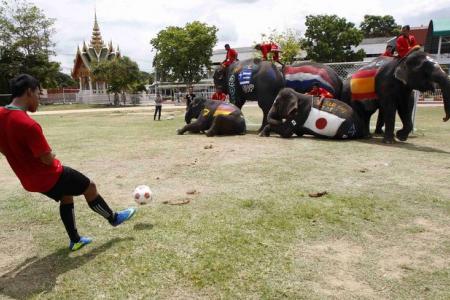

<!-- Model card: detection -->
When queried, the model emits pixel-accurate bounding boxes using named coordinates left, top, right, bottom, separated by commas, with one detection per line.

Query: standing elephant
left=260, top=88, right=366, bottom=139
left=213, top=59, right=342, bottom=132
left=177, top=97, right=246, bottom=137
left=342, top=47, right=450, bottom=143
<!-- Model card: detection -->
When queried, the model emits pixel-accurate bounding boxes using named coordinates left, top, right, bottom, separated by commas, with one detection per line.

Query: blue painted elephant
left=213, top=59, right=342, bottom=132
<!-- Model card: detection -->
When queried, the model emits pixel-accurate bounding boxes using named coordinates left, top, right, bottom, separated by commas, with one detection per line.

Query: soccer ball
left=133, top=185, right=153, bottom=205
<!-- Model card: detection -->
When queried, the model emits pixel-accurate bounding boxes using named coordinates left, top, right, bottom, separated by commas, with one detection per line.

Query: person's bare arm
left=40, top=152, right=55, bottom=165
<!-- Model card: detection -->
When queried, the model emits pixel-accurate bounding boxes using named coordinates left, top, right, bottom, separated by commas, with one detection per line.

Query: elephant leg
left=268, top=122, right=295, bottom=138
left=177, top=121, right=206, bottom=135
left=396, top=94, right=414, bottom=141
left=374, top=109, right=384, bottom=134
left=381, top=100, right=397, bottom=144
left=206, top=115, right=244, bottom=136
left=259, top=124, right=272, bottom=137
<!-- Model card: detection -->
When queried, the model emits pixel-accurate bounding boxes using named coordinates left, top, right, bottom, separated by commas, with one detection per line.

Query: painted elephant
left=177, top=97, right=246, bottom=136
left=213, top=59, right=342, bottom=132
left=342, top=47, right=450, bottom=143
left=260, top=88, right=367, bottom=139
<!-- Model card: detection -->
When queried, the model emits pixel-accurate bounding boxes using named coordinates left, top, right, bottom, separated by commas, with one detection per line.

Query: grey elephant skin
left=177, top=97, right=246, bottom=137
left=342, top=48, right=450, bottom=143
left=213, top=59, right=342, bottom=132
left=261, top=88, right=367, bottom=139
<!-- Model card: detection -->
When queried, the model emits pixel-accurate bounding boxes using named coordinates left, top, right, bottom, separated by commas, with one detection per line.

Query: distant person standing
left=185, top=87, right=196, bottom=109
left=396, top=25, right=418, bottom=58
left=222, top=44, right=238, bottom=67
left=154, top=93, right=162, bottom=121
left=255, top=42, right=282, bottom=64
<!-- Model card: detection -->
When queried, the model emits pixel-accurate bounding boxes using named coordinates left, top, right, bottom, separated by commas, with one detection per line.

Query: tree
left=258, top=28, right=303, bottom=65
left=360, top=15, right=401, bottom=38
left=303, top=15, right=365, bottom=63
left=0, top=0, right=60, bottom=92
left=150, top=21, right=218, bottom=84
left=54, top=72, right=77, bottom=88
left=91, top=56, right=144, bottom=105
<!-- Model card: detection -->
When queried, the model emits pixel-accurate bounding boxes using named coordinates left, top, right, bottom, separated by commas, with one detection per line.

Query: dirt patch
left=0, top=230, right=36, bottom=276
left=378, top=217, right=450, bottom=280
left=299, top=239, right=375, bottom=297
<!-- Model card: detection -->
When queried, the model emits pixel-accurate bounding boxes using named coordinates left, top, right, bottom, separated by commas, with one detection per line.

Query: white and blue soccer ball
left=133, top=185, right=153, bottom=205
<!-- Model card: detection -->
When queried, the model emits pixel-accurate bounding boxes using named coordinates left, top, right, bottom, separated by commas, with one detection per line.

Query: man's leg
left=84, top=181, right=136, bottom=226
left=60, top=196, right=92, bottom=251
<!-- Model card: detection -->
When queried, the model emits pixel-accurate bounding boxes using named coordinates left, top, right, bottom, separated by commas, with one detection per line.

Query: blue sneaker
left=69, top=236, right=92, bottom=251
left=112, top=207, right=137, bottom=227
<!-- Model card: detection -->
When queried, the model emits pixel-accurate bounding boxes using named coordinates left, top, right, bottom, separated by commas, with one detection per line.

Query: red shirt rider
left=222, top=44, right=238, bottom=67
left=307, top=85, right=334, bottom=99
left=255, top=42, right=281, bottom=62
left=211, top=90, right=227, bottom=101
left=382, top=45, right=394, bottom=57
left=396, top=25, right=417, bottom=58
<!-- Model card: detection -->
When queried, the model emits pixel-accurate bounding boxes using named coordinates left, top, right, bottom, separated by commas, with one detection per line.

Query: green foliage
left=53, top=72, right=78, bottom=88
left=303, top=14, right=365, bottom=63
left=360, top=15, right=401, bottom=38
left=0, top=0, right=59, bottom=92
left=91, top=56, right=143, bottom=94
left=259, top=28, right=303, bottom=65
left=150, top=21, right=218, bottom=84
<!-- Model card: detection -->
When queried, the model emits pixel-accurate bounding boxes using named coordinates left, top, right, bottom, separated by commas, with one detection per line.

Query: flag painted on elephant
left=213, top=103, right=236, bottom=116
left=238, top=66, right=253, bottom=85
left=283, top=66, right=335, bottom=96
left=350, top=56, right=393, bottom=101
left=303, top=107, right=345, bottom=137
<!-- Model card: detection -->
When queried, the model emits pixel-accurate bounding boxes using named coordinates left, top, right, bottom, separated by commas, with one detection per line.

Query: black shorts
left=42, top=166, right=90, bottom=201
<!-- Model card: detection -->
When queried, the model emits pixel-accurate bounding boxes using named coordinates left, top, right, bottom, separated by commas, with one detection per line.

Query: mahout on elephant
left=213, top=59, right=342, bottom=132
left=342, top=47, right=450, bottom=143
left=177, top=97, right=246, bottom=137
left=260, top=88, right=367, bottom=139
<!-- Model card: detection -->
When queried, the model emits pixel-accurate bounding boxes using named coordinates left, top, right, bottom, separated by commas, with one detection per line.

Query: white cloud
left=30, top=0, right=449, bottom=74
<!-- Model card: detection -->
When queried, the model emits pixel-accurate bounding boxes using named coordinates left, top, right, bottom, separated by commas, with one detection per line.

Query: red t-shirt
left=396, top=34, right=417, bottom=58
left=307, top=87, right=334, bottom=99
left=0, top=107, right=63, bottom=192
left=211, top=92, right=227, bottom=101
left=223, top=48, right=238, bottom=67
left=260, top=44, right=272, bottom=60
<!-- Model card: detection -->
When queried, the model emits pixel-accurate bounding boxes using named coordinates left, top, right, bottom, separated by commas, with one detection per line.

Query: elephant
left=213, top=59, right=342, bottom=132
left=177, top=97, right=246, bottom=136
left=260, top=88, right=367, bottom=139
left=342, top=47, right=450, bottom=143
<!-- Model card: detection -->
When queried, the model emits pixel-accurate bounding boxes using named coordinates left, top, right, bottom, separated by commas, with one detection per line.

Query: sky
left=31, top=0, right=450, bottom=74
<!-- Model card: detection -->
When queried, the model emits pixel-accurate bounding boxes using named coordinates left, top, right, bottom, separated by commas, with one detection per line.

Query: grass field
left=0, top=105, right=449, bottom=299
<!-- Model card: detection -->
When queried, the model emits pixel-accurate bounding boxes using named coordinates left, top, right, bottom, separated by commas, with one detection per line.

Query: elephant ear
left=394, top=60, right=408, bottom=85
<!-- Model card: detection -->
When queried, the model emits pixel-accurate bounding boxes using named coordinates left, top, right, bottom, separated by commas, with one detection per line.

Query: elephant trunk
left=431, top=65, right=450, bottom=122
left=185, top=112, right=193, bottom=124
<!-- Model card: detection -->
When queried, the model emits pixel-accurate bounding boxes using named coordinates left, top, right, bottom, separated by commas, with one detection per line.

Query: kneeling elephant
left=260, top=88, right=367, bottom=139
left=177, top=97, right=246, bottom=137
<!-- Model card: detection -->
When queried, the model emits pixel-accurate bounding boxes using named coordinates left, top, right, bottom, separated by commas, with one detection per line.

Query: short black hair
left=402, top=25, right=410, bottom=31
left=224, top=44, right=230, bottom=48
left=9, top=74, right=40, bottom=99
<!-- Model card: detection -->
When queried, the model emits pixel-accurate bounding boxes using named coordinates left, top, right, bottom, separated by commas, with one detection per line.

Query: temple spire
left=90, top=10, right=104, bottom=53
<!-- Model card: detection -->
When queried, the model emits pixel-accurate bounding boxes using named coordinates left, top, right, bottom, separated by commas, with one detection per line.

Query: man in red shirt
left=255, top=42, right=282, bottom=64
left=396, top=25, right=417, bottom=58
left=211, top=88, right=227, bottom=101
left=0, top=74, right=136, bottom=251
left=307, top=83, right=334, bottom=99
left=222, top=44, right=238, bottom=67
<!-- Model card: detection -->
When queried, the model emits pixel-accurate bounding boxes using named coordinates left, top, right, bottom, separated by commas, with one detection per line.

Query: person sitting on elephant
left=382, top=45, right=394, bottom=57
left=177, top=96, right=246, bottom=137
left=255, top=42, right=281, bottom=64
left=211, top=88, right=227, bottom=101
left=396, top=25, right=417, bottom=58
left=306, top=83, right=334, bottom=99
left=260, top=88, right=367, bottom=139
left=222, top=44, right=238, bottom=67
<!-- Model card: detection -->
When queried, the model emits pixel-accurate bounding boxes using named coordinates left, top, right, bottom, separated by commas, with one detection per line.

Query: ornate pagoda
left=71, top=12, right=121, bottom=93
